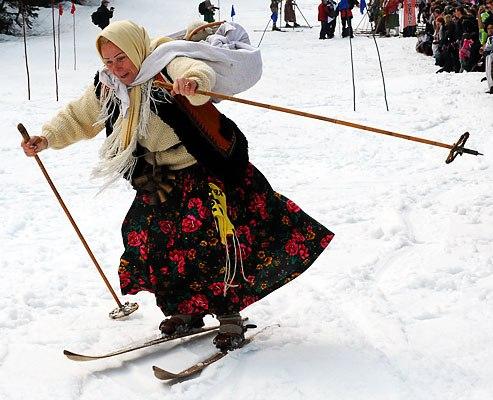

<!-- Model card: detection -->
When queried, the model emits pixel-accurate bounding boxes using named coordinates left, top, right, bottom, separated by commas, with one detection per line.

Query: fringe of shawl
left=91, top=81, right=154, bottom=191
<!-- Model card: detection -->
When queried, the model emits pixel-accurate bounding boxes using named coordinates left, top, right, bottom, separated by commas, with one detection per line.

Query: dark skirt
left=118, top=163, right=334, bottom=316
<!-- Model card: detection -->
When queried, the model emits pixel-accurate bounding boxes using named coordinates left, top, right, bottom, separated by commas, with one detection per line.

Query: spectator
left=436, top=13, right=460, bottom=72
left=93, top=0, right=114, bottom=30
left=284, top=0, right=300, bottom=28
left=327, top=0, right=337, bottom=38
left=459, top=34, right=474, bottom=72
left=479, top=6, right=489, bottom=46
left=432, top=15, right=445, bottom=59
left=199, top=0, right=219, bottom=23
left=418, top=0, right=427, bottom=24
left=384, top=0, right=400, bottom=37
left=454, top=6, right=466, bottom=40
left=318, top=0, right=336, bottom=39
left=484, top=0, right=493, bottom=29
left=318, top=0, right=330, bottom=39
left=270, top=0, right=282, bottom=31
left=336, top=0, right=359, bottom=38
left=483, top=23, right=493, bottom=92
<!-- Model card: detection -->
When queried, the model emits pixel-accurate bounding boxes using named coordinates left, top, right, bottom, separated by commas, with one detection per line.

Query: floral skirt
left=118, top=163, right=334, bottom=316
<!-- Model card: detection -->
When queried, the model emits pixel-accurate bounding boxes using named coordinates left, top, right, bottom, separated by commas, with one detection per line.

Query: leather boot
left=159, top=314, right=205, bottom=335
left=213, top=313, right=245, bottom=352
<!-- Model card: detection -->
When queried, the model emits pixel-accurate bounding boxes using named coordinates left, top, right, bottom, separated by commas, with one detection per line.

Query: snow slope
left=1, top=0, right=493, bottom=399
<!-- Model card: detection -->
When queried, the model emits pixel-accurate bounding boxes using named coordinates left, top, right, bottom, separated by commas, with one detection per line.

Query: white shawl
left=99, top=22, right=263, bottom=119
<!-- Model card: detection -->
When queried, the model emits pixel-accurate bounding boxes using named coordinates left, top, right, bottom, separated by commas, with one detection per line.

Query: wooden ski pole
left=17, top=123, right=138, bottom=319
left=153, top=81, right=483, bottom=163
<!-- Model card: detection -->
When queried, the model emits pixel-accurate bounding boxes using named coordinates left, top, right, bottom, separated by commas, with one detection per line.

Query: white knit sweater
left=42, top=56, right=215, bottom=171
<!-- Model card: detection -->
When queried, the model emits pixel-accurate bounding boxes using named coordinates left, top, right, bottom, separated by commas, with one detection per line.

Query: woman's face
left=100, top=41, right=139, bottom=85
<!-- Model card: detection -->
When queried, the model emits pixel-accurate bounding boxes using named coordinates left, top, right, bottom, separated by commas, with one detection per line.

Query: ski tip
left=153, top=365, right=179, bottom=381
left=63, top=349, right=95, bottom=362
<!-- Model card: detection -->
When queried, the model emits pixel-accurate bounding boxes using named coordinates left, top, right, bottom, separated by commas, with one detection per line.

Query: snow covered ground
left=1, top=0, right=493, bottom=399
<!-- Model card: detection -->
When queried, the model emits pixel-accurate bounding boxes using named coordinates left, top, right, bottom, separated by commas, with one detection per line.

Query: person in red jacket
left=319, top=0, right=329, bottom=38
left=319, top=0, right=337, bottom=39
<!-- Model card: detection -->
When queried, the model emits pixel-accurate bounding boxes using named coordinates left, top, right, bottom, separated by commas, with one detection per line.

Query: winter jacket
left=459, top=38, right=473, bottom=60
left=337, top=0, right=358, bottom=11
left=318, top=3, right=329, bottom=21
left=383, top=0, right=399, bottom=15
left=270, top=0, right=280, bottom=14
left=96, top=5, right=113, bottom=30
left=284, top=0, right=296, bottom=23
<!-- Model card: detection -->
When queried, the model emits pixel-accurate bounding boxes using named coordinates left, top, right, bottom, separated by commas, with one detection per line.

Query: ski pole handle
left=18, top=123, right=31, bottom=142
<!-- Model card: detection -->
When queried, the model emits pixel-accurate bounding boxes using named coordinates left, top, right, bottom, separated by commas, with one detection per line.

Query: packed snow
left=1, top=0, right=493, bottom=399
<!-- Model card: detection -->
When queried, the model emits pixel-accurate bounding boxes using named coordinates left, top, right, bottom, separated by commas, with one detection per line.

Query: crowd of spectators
left=415, top=0, right=493, bottom=93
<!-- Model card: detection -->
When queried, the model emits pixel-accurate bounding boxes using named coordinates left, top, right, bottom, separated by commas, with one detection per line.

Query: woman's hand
left=171, top=78, right=198, bottom=96
left=21, top=136, right=48, bottom=157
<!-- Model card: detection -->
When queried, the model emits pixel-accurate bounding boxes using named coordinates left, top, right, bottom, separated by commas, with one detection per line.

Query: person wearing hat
left=95, top=0, right=114, bottom=30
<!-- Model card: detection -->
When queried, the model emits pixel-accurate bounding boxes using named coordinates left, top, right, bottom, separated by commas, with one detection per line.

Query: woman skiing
left=21, top=20, right=333, bottom=352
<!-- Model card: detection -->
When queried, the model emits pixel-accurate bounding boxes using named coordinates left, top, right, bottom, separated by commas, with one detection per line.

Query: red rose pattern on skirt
left=118, top=163, right=334, bottom=316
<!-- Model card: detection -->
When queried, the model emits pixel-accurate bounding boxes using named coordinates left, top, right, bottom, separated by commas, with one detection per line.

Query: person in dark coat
left=318, top=0, right=336, bottom=39
left=201, top=0, right=219, bottom=23
left=436, top=14, right=460, bottom=72
left=95, top=0, right=114, bottom=30
left=284, top=0, right=300, bottom=28
left=270, top=0, right=282, bottom=31
left=318, top=0, right=330, bottom=39
left=327, top=0, right=337, bottom=38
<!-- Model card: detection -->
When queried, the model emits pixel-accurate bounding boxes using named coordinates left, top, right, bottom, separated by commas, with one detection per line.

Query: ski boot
left=159, top=314, right=205, bottom=336
left=213, top=313, right=246, bottom=352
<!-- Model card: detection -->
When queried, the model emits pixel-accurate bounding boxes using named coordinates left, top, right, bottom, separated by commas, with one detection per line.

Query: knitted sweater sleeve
left=42, top=86, right=105, bottom=149
left=166, top=56, right=216, bottom=106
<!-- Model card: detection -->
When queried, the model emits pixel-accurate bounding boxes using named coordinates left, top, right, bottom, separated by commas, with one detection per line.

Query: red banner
left=403, top=0, right=416, bottom=28
left=58, top=3, right=63, bottom=15
left=71, top=1, right=76, bottom=14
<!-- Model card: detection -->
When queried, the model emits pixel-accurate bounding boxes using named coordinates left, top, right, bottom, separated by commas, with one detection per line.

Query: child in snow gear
left=318, top=0, right=337, bottom=39
left=21, top=20, right=333, bottom=352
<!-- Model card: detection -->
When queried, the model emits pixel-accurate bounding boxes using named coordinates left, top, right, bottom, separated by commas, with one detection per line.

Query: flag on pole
left=360, top=0, right=367, bottom=13
left=71, top=1, right=76, bottom=14
left=231, top=4, right=236, bottom=19
left=58, top=3, right=64, bottom=15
